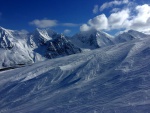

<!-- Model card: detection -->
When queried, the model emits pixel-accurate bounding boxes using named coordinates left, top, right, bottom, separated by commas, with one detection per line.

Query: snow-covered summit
left=33, top=28, right=57, bottom=40
left=128, top=30, right=149, bottom=38
left=29, top=28, right=56, bottom=47
left=46, top=34, right=81, bottom=58
left=70, top=29, right=114, bottom=50
left=114, top=29, right=150, bottom=43
left=0, top=27, right=15, bottom=49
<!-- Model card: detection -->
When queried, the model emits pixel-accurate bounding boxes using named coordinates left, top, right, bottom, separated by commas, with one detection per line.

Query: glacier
left=0, top=33, right=150, bottom=113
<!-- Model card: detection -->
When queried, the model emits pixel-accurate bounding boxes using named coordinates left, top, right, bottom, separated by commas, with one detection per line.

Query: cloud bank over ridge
left=81, top=3, right=150, bottom=34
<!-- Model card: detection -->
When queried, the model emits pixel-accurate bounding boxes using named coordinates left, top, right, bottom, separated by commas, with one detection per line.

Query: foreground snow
left=0, top=37, right=150, bottom=113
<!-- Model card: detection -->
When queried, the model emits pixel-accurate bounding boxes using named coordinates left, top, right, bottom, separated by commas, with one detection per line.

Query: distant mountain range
left=71, top=29, right=150, bottom=50
left=0, top=26, right=149, bottom=69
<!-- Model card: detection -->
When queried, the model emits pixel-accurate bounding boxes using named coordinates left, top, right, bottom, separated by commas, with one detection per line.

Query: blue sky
left=0, top=0, right=150, bottom=36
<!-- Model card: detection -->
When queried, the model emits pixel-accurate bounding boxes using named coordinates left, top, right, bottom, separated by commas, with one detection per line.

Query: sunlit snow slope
left=0, top=36, right=150, bottom=113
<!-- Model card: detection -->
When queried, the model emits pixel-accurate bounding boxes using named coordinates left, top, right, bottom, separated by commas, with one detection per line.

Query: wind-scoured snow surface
left=0, top=37, right=150, bottom=113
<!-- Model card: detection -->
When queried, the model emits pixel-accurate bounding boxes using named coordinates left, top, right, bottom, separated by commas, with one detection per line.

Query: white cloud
left=80, top=4, right=150, bottom=33
left=29, top=19, right=58, bottom=28
left=129, top=4, right=150, bottom=32
left=100, top=0, right=129, bottom=11
left=64, top=29, right=71, bottom=34
left=62, top=23, right=79, bottom=27
left=108, top=9, right=130, bottom=29
left=111, top=8, right=120, bottom=12
left=80, top=14, right=108, bottom=31
left=93, top=5, right=99, bottom=14
left=88, top=14, right=108, bottom=30
left=80, top=24, right=91, bottom=32
left=30, top=19, right=79, bottom=28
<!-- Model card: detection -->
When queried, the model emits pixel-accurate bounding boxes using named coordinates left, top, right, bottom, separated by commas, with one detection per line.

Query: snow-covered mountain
left=0, top=27, right=81, bottom=69
left=29, top=28, right=57, bottom=47
left=0, top=27, right=14, bottom=49
left=70, top=29, right=114, bottom=50
left=70, top=29, right=150, bottom=51
left=114, top=30, right=150, bottom=43
left=0, top=35, right=150, bottom=113
left=0, top=26, right=150, bottom=69
left=29, top=28, right=81, bottom=59
left=0, top=27, right=34, bottom=69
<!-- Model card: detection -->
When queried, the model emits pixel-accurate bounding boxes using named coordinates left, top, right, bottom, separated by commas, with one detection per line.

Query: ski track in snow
left=0, top=37, right=150, bottom=113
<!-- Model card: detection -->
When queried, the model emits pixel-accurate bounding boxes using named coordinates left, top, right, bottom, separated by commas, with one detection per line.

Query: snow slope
left=0, top=36, right=150, bottom=113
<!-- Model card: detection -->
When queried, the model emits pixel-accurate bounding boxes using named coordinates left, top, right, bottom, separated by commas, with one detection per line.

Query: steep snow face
left=70, top=29, right=114, bottom=50
left=114, top=30, right=150, bottom=43
left=0, top=36, right=150, bottom=113
left=46, top=34, right=81, bottom=58
left=29, top=28, right=57, bottom=47
left=0, top=27, right=14, bottom=49
left=0, top=27, right=34, bottom=69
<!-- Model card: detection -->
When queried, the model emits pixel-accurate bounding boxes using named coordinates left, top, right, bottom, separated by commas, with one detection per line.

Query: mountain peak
left=0, top=26, right=4, bottom=29
left=114, top=29, right=150, bottom=44
left=70, top=29, right=114, bottom=49
left=0, top=26, right=8, bottom=33
left=127, top=29, right=143, bottom=33
left=0, top=27, right=14, bottom=49
left=35, top=28, right=56, bottom=34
